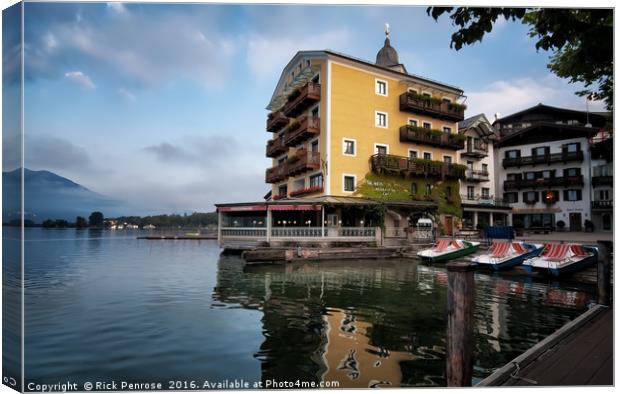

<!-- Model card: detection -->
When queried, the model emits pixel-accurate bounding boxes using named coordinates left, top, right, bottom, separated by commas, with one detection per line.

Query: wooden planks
left=479, top=306, right=612, bottom=386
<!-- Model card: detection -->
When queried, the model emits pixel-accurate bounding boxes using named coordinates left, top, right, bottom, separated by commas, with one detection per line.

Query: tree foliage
left=88, top=211, right=104, bottom=227
left=114, top=212, right=218, bottom=228
left=427, top=7, right=613, bottom=110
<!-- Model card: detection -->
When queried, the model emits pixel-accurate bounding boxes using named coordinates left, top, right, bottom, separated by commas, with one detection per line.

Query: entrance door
left=569, top=213, right=582, bottom=231
left=444, top=216, right=453, bottom=236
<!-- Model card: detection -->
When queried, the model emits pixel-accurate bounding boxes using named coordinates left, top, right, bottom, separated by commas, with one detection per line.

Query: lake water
left=4, top=228, right=595, bottom=389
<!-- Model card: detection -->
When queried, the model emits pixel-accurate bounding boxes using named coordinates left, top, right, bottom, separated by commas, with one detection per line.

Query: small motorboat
left=471, top=241, right=544, bottom=270
left=522, top=243, right=598, bottom=276
left=417, top=239, right=480, bottom=263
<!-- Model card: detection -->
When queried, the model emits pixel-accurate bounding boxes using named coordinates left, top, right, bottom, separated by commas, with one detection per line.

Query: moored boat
left=417, top=239, right=480, bottom=263
left=522, top=243, right=598, bottom=276
left=472, top=241, right=544, bottom=270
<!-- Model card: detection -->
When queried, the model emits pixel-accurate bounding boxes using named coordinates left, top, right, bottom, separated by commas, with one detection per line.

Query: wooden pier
left=478, top=305, right=612, bottom=386
left=473, top=240, right=614, bottom=387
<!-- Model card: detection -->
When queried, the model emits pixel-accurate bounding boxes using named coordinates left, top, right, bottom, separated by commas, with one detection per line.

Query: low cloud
left=64, top=71, right=95, bottom=89
left=465, top=76, right=607, bottom=120
left=143, top=135, right=241, bottom=165
left=25, top=134, right=98, bottom=172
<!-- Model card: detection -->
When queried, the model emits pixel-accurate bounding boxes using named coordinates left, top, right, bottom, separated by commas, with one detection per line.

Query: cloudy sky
left=4, top=2, right=606, bottom=215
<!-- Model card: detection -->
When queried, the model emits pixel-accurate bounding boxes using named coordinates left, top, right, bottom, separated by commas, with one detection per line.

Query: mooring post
left=446, top=261, right=476, bottom=387
left=597, top=240, right=612, bottom=306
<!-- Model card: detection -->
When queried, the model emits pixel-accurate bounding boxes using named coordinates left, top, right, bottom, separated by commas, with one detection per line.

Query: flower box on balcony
left=272, top=193, right=287, bottom=200
left=290, top=185, right=323, bottom=197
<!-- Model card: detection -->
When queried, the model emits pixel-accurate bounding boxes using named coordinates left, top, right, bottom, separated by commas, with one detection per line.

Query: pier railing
left=220, top=226, right=376, bottom=240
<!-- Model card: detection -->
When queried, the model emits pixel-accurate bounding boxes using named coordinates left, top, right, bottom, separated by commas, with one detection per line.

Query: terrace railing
left=503, top=175, right=584, bottom=190
left=221, top=228, right=268, bottom=237
left=371, top=153, right=467, bottom=180
left=399, top=125, right=465, bottom=150
left=399, top=92, right=465, bottom=122
left=465, top=170, right=490, bottom=182
left=266, top=111, right=289, bottom=132
left=283, top=82, right=321, bottom=117
left=502, top=150, right=584, bottom=168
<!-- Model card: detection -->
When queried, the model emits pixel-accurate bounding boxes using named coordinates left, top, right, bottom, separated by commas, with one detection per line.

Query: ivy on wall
left=355, top=173, right=463, bottom=221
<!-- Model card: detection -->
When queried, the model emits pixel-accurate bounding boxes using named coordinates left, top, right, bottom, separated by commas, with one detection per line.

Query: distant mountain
left=3, top=168, right=123, bottom=223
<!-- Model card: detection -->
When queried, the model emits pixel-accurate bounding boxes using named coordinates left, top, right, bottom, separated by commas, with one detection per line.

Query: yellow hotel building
left=217, top=31, right=468, bottom=248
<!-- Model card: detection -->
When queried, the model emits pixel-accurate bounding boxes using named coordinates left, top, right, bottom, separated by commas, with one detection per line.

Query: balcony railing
left=465, top=170, right=490, bottom=182
left=399, top=92, right=465, bottom=122
left=461, top=195, right=510, bottom=208
left=461, top=141, right=489, bottom=158
left=284, top=116, right=320, bottom=146
left=592, top=175, right=613, bottom=187
left=286, top=149, right=321, bottom=177
left=592, top=200, right=613, bottom=210
left=265, top=162, right=288, bottom=183
left=502, top=150, right=584, bottom=168
left=220, top=226, right=377, bottom=241
left=370, top=153, right=467, bottom=180
left=282, top=82, right=321, bottom=117
left=266, top=111, right=289, bottom=132
left=399, top=125, right=465, bottom=150
left=266, top=134, right=287, bottom=158
left=503, top=175, right=584, bottom=191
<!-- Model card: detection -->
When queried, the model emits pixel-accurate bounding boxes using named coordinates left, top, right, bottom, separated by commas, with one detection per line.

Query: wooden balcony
left=399, top=125, right=465, bottom=150
left=284, top=116, right=320, bottom=146
left=592, top=200, right=613, bottom=210
left=282, top=82, right=321, bottom=117
left=502, top=150, right=584, bottom=168
left=503, top=175, right=584, bottom=191
left=461, top=195, right=510, bottom=208
left=266, top=111, right=289, bottom=132
left=465, top=170, right=490, bottom=182
left=399, top=92, right=465, bottom=122
left=286, top=149, right=321, bottom=177
left=265, top=162, right=288, bottom=184
left=592, top=175, right=613, bottom=187
left=370, top=153, right=467, bottom=180
left=266, top=134, right=287, bottom=158
left=461, top=141, right=489, bottom=159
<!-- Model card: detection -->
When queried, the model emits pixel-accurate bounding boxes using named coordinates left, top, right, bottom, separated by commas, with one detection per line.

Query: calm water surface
left=10, top=228, right=595, bottom=388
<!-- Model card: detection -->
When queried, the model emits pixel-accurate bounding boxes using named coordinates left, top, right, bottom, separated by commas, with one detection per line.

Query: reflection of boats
left=472, top=241, right=544, bottom=270
left=523, top=244, right=597, bottom=277
left=417, top=239, right=480, bottom=262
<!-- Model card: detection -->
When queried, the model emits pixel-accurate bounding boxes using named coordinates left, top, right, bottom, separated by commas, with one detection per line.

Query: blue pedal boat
left=472, top=241, right=544, bottom=270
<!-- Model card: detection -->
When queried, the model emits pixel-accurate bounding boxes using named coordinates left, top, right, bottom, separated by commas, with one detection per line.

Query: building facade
left=493, top=104, right=607, bottom=231
left=457, top=114, right=512, bottom=229
left=589, top=134, right=613, bottom=232
left=264, top=32, right=467, bottom=234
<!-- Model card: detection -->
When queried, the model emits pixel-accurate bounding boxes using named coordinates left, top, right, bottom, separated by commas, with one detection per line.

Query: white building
left=493, top=105, right=606, bottom=231
left=589, top=134, right=613, bottom=232
left=457, top=114, right=512, bottom=229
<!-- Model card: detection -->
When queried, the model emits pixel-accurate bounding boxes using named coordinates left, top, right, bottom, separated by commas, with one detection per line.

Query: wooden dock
left=137, top=235, right=217, bottom=240
left=478, top=305, right=613, bottom=386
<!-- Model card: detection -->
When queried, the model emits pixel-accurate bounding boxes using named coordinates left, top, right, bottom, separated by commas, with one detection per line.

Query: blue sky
left=4, top=2, right=606, bottom=215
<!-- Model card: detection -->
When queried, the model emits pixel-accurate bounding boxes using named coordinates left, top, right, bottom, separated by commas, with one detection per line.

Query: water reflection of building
left=320, top=308, right=415, bottom=388
left=212, top=256, right=592, bottom=386
left=212, top=257, right=450, bottom=387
